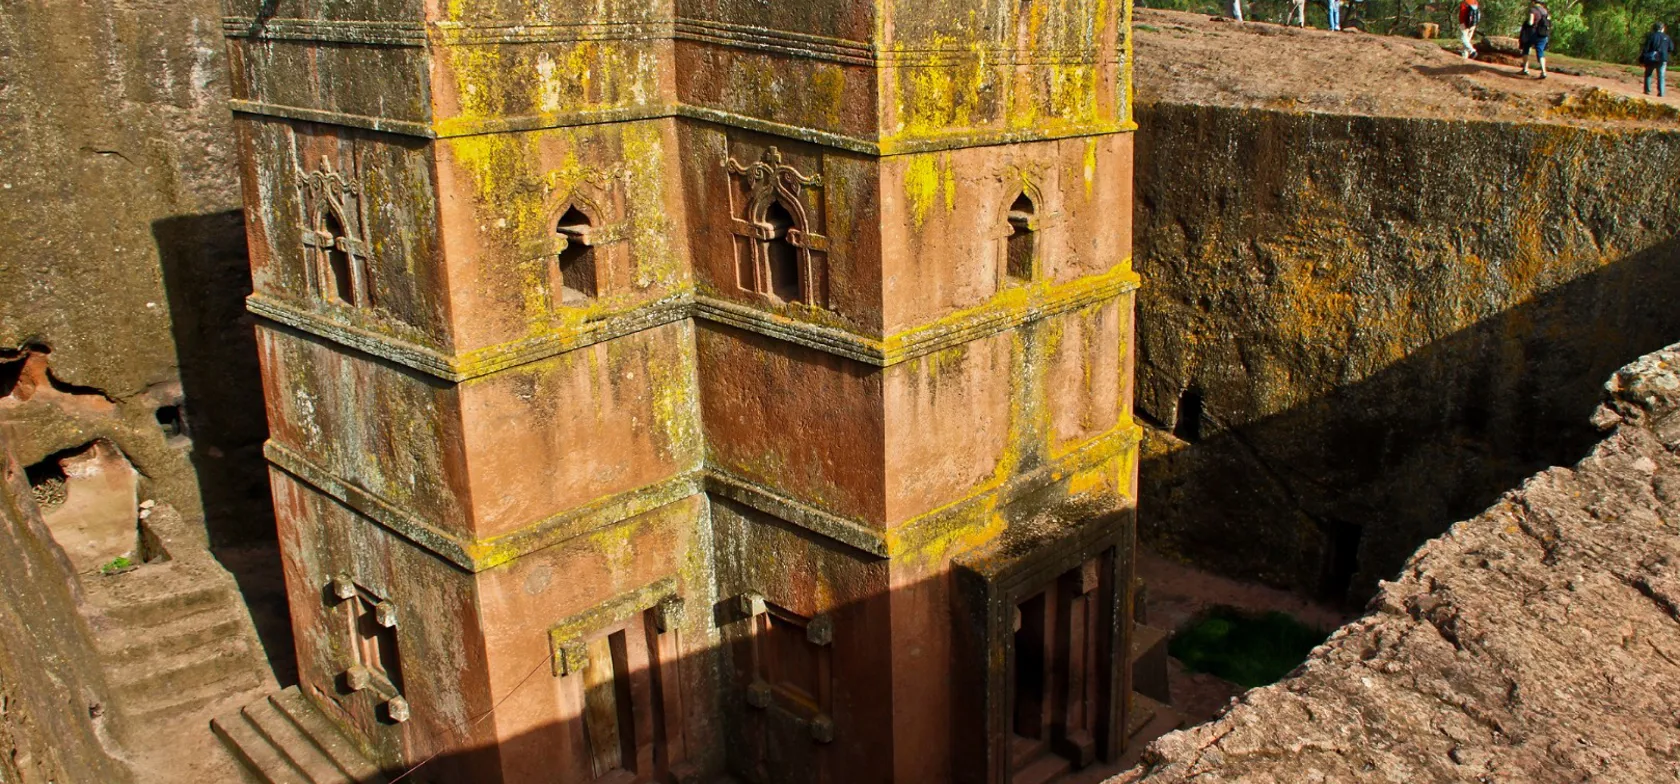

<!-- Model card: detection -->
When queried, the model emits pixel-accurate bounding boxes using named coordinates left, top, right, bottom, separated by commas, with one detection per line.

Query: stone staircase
left=213, top=686, right=387, bottom=784
left=80, top=506, right=272, bottom=728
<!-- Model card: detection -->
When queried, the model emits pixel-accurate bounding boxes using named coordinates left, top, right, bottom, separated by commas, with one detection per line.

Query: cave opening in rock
left=1173, top=387, right=1205, bottom=443
left=1319, top=520, right=1364, bottom=603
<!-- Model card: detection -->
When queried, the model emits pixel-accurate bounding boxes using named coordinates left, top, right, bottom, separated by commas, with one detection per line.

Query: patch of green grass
left=1168, top=605, right=1327, bottom=688
left=99, top=556, right=133, bottom=575
left=1137, top=24, right=1162, bottom=32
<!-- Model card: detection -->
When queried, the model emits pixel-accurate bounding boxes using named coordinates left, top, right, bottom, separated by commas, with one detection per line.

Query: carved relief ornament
left=296, top=155, right=373, bottom=305
left=724, top=146, right=830, bottom=306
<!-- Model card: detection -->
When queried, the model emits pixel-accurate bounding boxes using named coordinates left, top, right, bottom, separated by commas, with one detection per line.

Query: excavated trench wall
left=1134, top=101, right=1680, bottom=600
left=0, top=0, right=269, bottom=547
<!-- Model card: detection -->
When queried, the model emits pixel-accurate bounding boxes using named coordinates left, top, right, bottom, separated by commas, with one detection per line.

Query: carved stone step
left=83, top=560, right=235, bottom=627
left=215, top=687, right=387, bottom=784
left=244, top=699, right=352, bottom=784
left=214, top=709, right=311, bottom=784
left=1119, top=692, right=1186, bottom=770
left=269, top=688, right=387, bottom=783
left=1130, top=623, right=1172, bottom=705
left=1012, top=751, right=1074, bottom=784
left=112, top=638, right=258, bottom=708
left=96, top=605, right=248, bottom=667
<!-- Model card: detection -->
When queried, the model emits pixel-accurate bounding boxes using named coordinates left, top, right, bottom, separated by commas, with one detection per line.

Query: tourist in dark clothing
left=1642, top=22, right=1673, bottom=97
left=1519, top=0, right=1552, bottom=78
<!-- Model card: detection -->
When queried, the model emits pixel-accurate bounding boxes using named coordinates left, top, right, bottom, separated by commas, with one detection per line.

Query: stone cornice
left=228, top=98, right=1135, bottom=155
left=251, top=263, right=1136, bottom=380
left=221, top=16, right=1135, bottom=151
left=264, top=440, right=703, bottom=573
left=266, top=421, right=1139, bottom=572
left=221, top=16, right=1119, bottom=66
left=247, top=292, right=694, bottom=382
left=700, top=264, right=1138, bottom=365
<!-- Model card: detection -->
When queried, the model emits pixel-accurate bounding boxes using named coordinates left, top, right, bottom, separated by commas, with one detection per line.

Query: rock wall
left=0, top=435, right=133, bottom=783
left=0, top=0, right=270, bottom=544
left=1134, top=101, right=1680, bottom=599
left=1117, top=342, right=1680, bottom=782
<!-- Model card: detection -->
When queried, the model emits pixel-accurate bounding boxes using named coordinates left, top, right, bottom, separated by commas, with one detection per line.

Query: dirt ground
left=1137, top=549, right=1353, bottom=726
left=1134, top=8, right=1680, bottom=129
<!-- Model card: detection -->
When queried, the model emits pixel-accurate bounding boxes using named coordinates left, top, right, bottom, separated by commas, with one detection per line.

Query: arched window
left=555, top=206, right=598, bottom=304
left=322, top=212, right=357, bottom=305
left=1005, top=193, right=1036, bottom=283
left=763, top=201, right=802, bottom=303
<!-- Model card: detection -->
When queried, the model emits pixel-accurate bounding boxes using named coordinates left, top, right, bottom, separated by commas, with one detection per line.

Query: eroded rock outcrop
left=1116, top=343, right=1680, bottom=783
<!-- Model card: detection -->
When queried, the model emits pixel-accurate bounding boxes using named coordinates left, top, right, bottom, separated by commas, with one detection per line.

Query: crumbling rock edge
left=1115, top=343, right=1680, bottom=783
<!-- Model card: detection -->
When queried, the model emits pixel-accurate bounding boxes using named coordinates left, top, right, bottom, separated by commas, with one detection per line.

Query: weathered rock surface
left=1114, top=343, right=1680, bottom=783
left=1133, top=10, right=1680, bottom=599
left=0, top=0, right=270, bottom=543
left=0, top=434, right=132, bottom=783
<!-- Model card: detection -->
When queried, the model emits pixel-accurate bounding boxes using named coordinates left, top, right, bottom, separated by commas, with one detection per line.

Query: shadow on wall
left=1139, top=233, right=1680, bottom=604
left=151, top=210, right=274, bottom=547
left=153, top=212, right=298, bottom=682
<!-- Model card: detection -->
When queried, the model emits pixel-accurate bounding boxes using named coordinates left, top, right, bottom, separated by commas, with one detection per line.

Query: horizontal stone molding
left=709, top=421, right=1141, bottom=560
left=673, top=18, right=875, bottom=66
left=248, top=292, right=693, bottom=382
left=429, top=20, right=672, bottom=46
left=695, top=263, right=1139, bottom=366
left=703, top=468, right=891, bottom=558
left=230, top=100, right=435, bottom=137
left=267, top=416, right=1138, bottom=570
left=224, top=16, right=671, bottom=46
left=223, top=17, right=428, bottom=46
left=230, top=94, right=1134, bottom=155
left=250, top=264, right=1133, bottom=380
left=222, top=16, right=1114, bottom=66
left=265, top=440, right=703, bottom=573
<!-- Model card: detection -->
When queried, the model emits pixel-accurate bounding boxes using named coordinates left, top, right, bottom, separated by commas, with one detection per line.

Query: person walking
left=1641, top=22, right=1673, bottom=96
left=1288, top=0, right=1307, bottom=27
left=1327, top=0, right=1342, bottom=30
left=1519, top=0, right=1552, bottom=78
left=1457, top=0, right=1481, bottom=59
left=1229, top=0, right=1244, bottom=22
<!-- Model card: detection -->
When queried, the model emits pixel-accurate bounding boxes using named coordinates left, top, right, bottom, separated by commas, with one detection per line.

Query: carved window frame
left=298, top=156, right=374, bottom=309
left=725, top=147, right=829, bottom=308
left=324, top=573, right=410, bottom=723
left=528, top=188, right=629, bottom=310
left=996, top=183, right=1055, bottom=289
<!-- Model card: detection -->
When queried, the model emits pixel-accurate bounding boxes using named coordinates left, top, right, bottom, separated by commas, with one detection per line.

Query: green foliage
left=1135, top=0, right=1675, bottom=64
left=99, top=556, right=133, bottom=574
left=1167, top=605, right=1327, bottom=688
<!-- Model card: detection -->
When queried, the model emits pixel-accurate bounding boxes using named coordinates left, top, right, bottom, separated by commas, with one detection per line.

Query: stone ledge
left=250, top=265, right=1137, bottom=380
left=265, top=420, right=1140, bottom=571
left=229, top=97, right=1135, bottom=155
left=263, top=440, right=703, bottom=572
left=247, top=292, right=693, bottom=382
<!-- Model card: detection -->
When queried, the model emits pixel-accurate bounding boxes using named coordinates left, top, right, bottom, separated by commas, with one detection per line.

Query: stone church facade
left=222, top=0, right=1140, bottom=780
